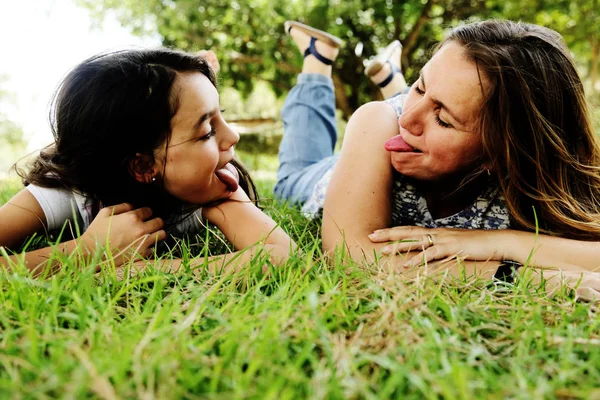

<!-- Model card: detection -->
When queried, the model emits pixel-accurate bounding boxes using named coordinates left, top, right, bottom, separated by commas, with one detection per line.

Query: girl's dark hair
left=442, top=20, right=600, bottom=240
left=18, top=48, right=257, bottom=223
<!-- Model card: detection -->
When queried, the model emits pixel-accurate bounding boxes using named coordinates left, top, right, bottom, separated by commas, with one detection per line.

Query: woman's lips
left=384, top=134, right=421, bottom=152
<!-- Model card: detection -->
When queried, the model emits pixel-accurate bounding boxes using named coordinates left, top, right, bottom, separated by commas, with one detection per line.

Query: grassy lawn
left=0, top=161, right=599, bottom=399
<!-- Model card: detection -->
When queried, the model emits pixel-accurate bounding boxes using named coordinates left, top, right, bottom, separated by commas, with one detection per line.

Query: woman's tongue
left=384, top=134, right=417, bottom=152
left=214, top=163, right=239, bottom=192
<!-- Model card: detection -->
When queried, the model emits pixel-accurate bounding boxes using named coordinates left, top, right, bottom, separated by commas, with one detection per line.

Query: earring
left=151, top=177, right=157, bottom=182
left=486, top=168, right=491, bottom=176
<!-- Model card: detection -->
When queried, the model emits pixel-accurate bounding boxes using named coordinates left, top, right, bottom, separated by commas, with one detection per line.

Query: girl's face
left=154, top=72, right=240, bottom=205
left=389, top=41, right=488, bottom=181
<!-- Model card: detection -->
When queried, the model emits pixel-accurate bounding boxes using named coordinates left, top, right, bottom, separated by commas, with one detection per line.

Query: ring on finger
left=426, top=234, right=434, bottom=247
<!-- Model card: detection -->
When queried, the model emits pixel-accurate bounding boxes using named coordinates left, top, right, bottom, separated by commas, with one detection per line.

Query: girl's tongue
left=384, top=135, right=416, bottom=152
left=214, top=163, right=239, bottom=192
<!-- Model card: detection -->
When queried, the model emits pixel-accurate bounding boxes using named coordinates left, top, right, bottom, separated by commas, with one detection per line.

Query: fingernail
left=368, top=232, right=379, bottom=239
left=381, top=246, right=391, bottom=255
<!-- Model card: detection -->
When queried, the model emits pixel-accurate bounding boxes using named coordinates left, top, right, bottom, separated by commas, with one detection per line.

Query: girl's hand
left=81, top=203, right=166, bottom=264
left=369, top=226, right=506, bottom=267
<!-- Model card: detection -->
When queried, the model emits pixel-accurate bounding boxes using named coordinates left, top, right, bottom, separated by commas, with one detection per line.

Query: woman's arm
left=369, top=226, right=600, bottom=271
left=202, top=188, right=296, bottom=268
left=322, top=101, right=399, bottom=261
left=0, top=189, right=166, bottom=277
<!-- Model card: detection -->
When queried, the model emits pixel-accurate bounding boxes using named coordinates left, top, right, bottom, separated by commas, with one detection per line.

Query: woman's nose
left=398, top=97, right=425, bottom=136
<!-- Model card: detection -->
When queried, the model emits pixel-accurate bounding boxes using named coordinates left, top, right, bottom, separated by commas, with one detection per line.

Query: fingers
left=144, top=217, right=164, bottom=233
left=128, top=229, right=167, bottom=257
left=102, top=202, right=134, bottom=216
left=369, top=226, right=430, bottom=242
left=100, top=203, right=154, bottom=221
left=402, top=246, right=449, bottom=267
left=131, top=207, right=154, bottom=221
left=99, top=204, right=155, bottom=220
left=131, top=218, right=165, bottom=248
left=381, top=234, right=433, bottom=255
left=140, top=230, right=167, bottom=254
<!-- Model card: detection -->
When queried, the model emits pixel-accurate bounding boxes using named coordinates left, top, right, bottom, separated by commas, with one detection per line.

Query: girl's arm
left=322, top=101, right=398, bottom=262
left=0, top=189, right=166, bottom=277
left=201, top=187, right=296, bottom=270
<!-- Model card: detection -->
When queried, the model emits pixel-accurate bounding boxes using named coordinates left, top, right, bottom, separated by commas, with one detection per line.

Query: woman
left=275, top=20, right=600, bottom=297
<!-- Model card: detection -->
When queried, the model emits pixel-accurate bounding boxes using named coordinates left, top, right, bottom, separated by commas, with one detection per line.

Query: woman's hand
left=369, top=226, right=507, bottom=266
left=81, top=203, right=166, bottom=265
left=526, top=269, right=600, bottom=302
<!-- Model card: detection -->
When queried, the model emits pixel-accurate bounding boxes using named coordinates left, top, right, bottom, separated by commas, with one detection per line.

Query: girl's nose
left=220, top=123, right=240, bottom=151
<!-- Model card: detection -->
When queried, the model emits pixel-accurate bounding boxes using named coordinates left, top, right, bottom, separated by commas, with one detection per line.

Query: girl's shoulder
left=26, top=184, right=99, bottom=232
left=169, top=208, right=205, bottom=236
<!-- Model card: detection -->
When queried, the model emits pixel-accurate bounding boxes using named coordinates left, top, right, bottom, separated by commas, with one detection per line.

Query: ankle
left=379, top=74, right=408, bottom=99
left=370, top=63, right=392, bottom=85
left=302, top=57, right=333, bottom=76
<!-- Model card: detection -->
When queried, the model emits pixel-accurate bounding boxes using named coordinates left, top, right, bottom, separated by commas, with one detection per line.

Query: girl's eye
left=414, top=85, right=425, bottom=95
left=199, top=128, right=216, bottom=141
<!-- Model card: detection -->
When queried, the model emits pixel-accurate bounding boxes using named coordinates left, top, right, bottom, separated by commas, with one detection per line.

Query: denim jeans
left=273, top=73, right=340, bottom=204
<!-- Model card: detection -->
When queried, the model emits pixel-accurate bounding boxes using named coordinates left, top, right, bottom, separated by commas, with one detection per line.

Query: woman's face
left=389, top=41, right=488, bottom=181
left=154, top=72, right=240, bottom=205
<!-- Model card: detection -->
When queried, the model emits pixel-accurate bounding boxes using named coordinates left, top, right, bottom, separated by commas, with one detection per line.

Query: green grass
left=1, top=175, right=599, bottom=399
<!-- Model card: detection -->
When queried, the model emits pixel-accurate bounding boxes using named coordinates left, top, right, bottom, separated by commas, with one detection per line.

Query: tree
left=79, top=0, right=598, bottom=118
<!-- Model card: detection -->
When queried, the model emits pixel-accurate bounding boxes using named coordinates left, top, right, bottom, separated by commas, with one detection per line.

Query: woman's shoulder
left=383, top=93, right=408, bottom=119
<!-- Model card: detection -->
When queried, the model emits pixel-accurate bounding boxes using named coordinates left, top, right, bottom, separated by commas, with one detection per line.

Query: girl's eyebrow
left=419, top=71, right=466, bottom=126
left=193, top=109, right=216, bottom=132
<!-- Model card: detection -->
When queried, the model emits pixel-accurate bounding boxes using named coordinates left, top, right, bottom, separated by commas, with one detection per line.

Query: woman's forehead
left=423, top=42, right=488, bottom=129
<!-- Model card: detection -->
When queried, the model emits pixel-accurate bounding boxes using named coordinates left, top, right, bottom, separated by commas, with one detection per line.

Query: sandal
left=284, top=20, right=343, bottom=66
left=365, top=40, right=402, bottom=88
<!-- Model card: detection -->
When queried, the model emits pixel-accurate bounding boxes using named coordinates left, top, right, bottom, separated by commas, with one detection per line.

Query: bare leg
left=365, top=40, right=407, bottom=99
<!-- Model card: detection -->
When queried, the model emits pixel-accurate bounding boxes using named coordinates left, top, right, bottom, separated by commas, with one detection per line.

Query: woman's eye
left=435, top=115, right=452, bottom=128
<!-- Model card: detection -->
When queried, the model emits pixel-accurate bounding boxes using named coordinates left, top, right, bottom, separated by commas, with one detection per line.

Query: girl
left=0, top=49, right=294, bottom=277
left=275, top=20, right=600, bottom=297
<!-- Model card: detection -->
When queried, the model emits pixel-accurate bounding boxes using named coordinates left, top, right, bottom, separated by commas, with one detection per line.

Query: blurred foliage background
left=0, top=75, right=27, bottom=176
left=2, top=0, right=598, bottom=175
left=78, top=0, right=599, bottom=121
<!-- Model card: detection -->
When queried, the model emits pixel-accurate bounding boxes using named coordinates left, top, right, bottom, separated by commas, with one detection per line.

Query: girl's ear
left=128, top=153, right=157, bottom=184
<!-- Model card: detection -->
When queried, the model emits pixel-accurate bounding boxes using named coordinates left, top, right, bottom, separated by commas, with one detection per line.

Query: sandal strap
left=303, top=37, right=334, bottom=66
left=377, top=61, right=400, bottom=88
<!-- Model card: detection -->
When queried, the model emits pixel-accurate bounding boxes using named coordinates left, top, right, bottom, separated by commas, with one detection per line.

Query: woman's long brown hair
left=443, top=20, right=600, bottom=240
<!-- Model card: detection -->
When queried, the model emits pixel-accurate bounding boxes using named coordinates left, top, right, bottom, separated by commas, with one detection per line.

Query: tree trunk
left=401, top=0, right=435, bottom=69
left=332, top=74, right=353, bottom=120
